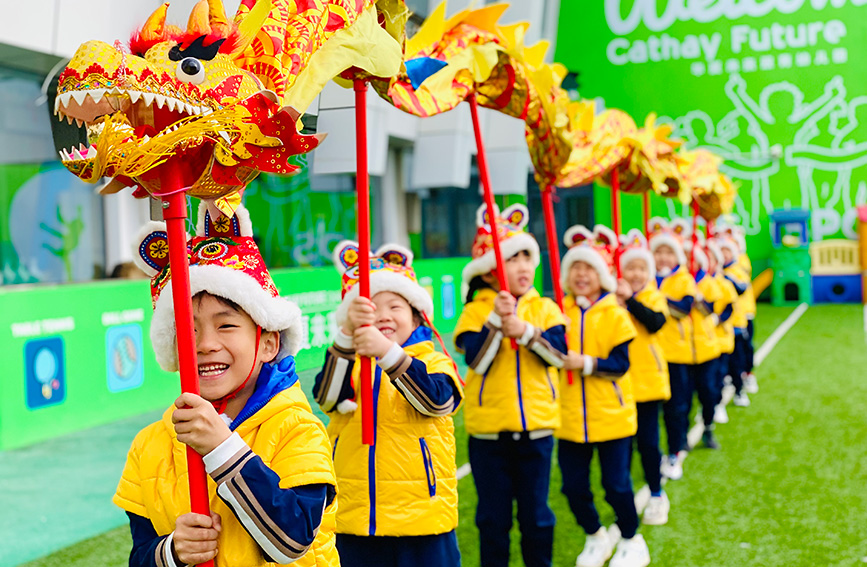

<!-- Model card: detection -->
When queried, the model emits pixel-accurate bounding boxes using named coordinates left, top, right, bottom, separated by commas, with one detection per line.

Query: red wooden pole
left=469, top=95, right=517, bottom=350
left=541, top=185, right=574, bottom=384
left=691, top=199, right=699, bottom=276
left=611, top=168, right=622, bottom=278
left=643, top=190, right=651, bottom=236
left=354, top=80, right=375, bottom=446
left=162, top=183, right=214, bottom=567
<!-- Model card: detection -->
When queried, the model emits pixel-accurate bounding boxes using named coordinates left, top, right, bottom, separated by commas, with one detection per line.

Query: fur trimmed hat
left=647, top=217, right=688, bottom=267
left=706, top=239, right=725, bottom=274
left=332, top=241, right=434, bottom=327
left=619, top=229, right=656, bottom=278
left=461, top=203, right=540, bottom=294
left=134, top=204, right=303, bottom=372
left=561, top=224, right=618, bottom=293
left=684, top=239, right=709, bottom=272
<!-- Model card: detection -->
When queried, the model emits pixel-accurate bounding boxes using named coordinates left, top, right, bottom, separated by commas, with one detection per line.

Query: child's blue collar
left=402, top=325, right=432, bottom=347
left=229, top=356, right=299, bottom=430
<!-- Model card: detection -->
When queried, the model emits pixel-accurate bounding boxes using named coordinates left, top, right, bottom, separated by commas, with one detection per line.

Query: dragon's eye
left=176, top=57, right=205, bottom=84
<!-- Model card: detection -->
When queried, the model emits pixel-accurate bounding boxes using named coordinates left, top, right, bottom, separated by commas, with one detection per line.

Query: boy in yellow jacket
left=684, top=238, right=723, bottom=450
left=313, top=242, right=463, bottom=567
left=115, top=205, right=339, bottom=567
left=719, top=234, right=754, bottom=407
left=707, top=239, right=738, bottom=425
left=648, top=218, right=696, bottom=480
left=557, top=225, right=649, bottom=567
left=617, top=230, right=671, bottom=526
left=454, top=204, right=567, bottom=567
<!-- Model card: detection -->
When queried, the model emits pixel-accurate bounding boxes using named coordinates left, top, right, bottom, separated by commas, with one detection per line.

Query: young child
left=706, top=239, right=738, bottom=425
left=312, top=242, right=463, bottom=567
left=647, top=218, right=696, bottom=480
left=617, top=230, right=671, bottom=526
left=557, top=225, right=648, bottom=567
left=115, top=205, right=339, bottom=567
left=454, top=204, right=567, bottom=567
left=733, top=227, right=758, bottom=394
left=719, top=234, right=753, bottom=406
left=682, top=232, right=723, bottom=450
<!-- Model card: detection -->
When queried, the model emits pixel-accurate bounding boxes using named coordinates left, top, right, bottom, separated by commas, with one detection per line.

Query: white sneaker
left=732, top=392, right=751, bottom=407
left=660, top=455, right=683, bottom=480
left=609, top=534, right=651, bottom=567
left=608, top=523, right=622, bottom=548
left=745, top=373, right=759, bottom=394
left=576, top=526, right=615, bottom=567
left=642, top=493, right=670, bottom=525
left=714, top=404, right=729, bottom=424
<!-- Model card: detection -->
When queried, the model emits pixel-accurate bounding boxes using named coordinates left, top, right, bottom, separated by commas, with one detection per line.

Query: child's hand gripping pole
left=611, top=168, right=622, bottom=278
left=160, top=169, right=215, bottom=567
left=691, top=198, right=700, bottom=277
left=354, top=80, right=375, bottom=446
left=469, top=95, right=518, bottom=350
left=541, top=185, right=575, bottom=385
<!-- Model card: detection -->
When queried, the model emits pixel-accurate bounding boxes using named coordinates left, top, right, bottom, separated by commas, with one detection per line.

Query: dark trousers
left=633, top=401, right=663, bottom=495
left=663, top=363, right=689, bottom=455
left=686, top=359, right=719, bottom=429
left=469, top=435, right=555, bottom=567
left=716, top=353, right=730, bottom=404
left=745, top=319, right=755, bottom=373
left=558, top=438, right=640, bottom=540
left=337, top=531, right=461, bottom=567
left=730, top=333, right=748, bottom=393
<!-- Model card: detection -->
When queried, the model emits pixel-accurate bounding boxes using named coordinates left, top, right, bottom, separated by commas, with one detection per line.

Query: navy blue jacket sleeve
left=456, top=319, right=504, bottom=375
left=385, top=354, right=461, bottom=416
left=313, top=341, right=356, bottom=412
left=211, top=446, right=330, bottom=564
left=625, top=297, right=666, bottom=333
left=127, top=512, right=165, bottom=567
left=719, top=303, right=734, bottom=324
left=667, top=295, right=694, bottom=318
left=593, top=341, right=632, bottom=379
left=524, top=324, right=568, bottom=368
left=725, top=274, right=748, bottom=295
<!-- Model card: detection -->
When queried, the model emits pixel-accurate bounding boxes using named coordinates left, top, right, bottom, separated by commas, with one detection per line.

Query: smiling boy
left=114, top=205, right=339, bottom=567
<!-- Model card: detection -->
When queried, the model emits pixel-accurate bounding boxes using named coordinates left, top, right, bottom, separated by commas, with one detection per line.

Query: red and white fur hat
left=462, top=203, right=540, bottom=295
left=332, top=241, right=434, bottom=327
left=134, top=203, right=303, bottom=372
left=619, top=229, right=656, bottom=279
left=561, top=224, right=618, bottom=293
left=647, top=217, right=688, bottom=267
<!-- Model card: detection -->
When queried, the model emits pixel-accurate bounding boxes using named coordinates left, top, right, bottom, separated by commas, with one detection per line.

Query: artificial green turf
left=23, top=303, right=865, bottom=567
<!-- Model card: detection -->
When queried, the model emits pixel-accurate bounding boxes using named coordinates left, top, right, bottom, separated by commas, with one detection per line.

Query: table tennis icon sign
left=24, top=337, right=66, bottom=409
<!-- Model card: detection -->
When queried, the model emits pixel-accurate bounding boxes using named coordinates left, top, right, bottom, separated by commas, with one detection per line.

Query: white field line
left=458, top=304, right=810, bottom=488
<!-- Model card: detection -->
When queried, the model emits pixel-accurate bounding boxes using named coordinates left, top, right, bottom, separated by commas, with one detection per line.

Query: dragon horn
left=207, top=0, right=230, bottom=34
left=141, top=3, right=169, bottom=41
left=187, top=0, right=212, bottom=35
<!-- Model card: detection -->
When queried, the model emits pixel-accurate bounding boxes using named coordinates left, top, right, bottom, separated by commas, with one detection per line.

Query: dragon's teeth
left=89, top=89, right=106, bottom=103
left=71, top=148, right=84, bottom=160
left=142, top=92, right=155, bottom=106
left=142, top=135, right=150, bottom=143
left=71, top=91, right=88, bottom=106
left=75, top=118, right=84, bottom=128
left=129, top=90, right=142, bottom=103
left=154, top=95, right=166, bottom=109
left=54, top=97, right=60, bottom=113
left=58, top=92, right=73, bottom=107
left=86, top=146, right=97, bottom=158
left=109, top=86, right=123, bottom=95
left=219, top=131, right=231, bottom=144
left=66, top=114, right=74, bottom=125
left=58, top=150, right=66, bottom=161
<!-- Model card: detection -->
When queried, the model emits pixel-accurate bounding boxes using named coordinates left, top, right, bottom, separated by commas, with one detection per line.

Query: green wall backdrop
left=0, top=257, right=467, bottom=451
left=556, top=1, right=867, bottom=270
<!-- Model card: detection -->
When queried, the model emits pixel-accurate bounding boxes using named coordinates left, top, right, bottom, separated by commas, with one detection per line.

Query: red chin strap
left=422, top=312, right=464, bottom=386
left=212, top=326, right=262, bottom=416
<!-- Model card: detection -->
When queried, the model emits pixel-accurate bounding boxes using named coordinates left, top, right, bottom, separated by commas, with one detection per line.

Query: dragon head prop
left=53, top=0, right=396, bottom=209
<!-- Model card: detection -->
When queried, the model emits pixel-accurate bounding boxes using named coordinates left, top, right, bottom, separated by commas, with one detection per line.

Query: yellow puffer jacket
left=326, top=331, right=463, bottom=537
left=692, top=271, right=721, bottom=364
left=114, top=382, right=339, bottom=567
left=628, top=284, right=671, bottom=403
left=724, top=263, right=750, bottom=329
left=557, top=293, right=638, bottom=444
left=739, top=253, right=757, bottom=318
left=657, top=267, right=698, bottom=364
left=455, top=287, right=565, bottom=435
left=715, top=275, right=738, bottom=354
